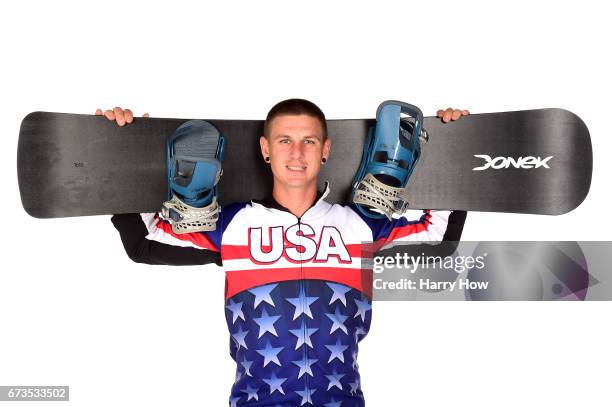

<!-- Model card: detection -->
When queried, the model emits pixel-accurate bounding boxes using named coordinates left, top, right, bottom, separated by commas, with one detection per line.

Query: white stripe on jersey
left=140, top=213, right=208, bottom=250
left=222, top=257, right=366, bottom=272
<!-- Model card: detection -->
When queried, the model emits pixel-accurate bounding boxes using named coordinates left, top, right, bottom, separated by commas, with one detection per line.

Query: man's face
left=260, top=114, right=331, bottom=191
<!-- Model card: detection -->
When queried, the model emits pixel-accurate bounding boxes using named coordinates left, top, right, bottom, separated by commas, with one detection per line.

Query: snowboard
left=17, top=109, right=591, bottom=218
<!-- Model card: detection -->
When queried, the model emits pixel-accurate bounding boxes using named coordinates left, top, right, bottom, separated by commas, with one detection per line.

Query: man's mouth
left=286, top=165, right=307, bottom=172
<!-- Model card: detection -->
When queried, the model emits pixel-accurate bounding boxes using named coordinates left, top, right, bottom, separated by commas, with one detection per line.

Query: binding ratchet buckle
left=352, top=100, right=427, bottom=220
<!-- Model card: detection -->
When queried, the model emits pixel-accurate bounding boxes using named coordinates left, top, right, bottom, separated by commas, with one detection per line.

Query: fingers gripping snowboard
left=17, top=108, right=592, bottom=218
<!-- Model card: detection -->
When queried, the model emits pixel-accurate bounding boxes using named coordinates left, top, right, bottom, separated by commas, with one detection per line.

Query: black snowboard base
left=17, top=109, right=591, bottom=218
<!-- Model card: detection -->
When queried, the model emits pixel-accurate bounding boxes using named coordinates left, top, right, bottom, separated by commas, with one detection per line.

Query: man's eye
left=280, top=139, right=290, bottom=144
left=304, top=139, right=315, bottom=144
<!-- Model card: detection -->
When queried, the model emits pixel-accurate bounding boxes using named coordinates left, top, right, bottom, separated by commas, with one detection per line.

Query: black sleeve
left=442, top=210, right=467, bottom=241
left=111, top=213, right=222, bottom=266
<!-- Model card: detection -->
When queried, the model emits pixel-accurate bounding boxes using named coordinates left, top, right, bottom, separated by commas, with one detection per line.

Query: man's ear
left=260, top=135, right=270, bottom=159
left=323, top=137, right=332, bottom=159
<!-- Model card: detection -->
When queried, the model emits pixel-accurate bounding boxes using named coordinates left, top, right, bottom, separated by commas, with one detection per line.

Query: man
left=103, top=100, right=468, bottom=406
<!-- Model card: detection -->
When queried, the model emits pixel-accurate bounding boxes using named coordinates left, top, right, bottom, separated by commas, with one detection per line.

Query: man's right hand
left=95, top=107, right=149, bottom=127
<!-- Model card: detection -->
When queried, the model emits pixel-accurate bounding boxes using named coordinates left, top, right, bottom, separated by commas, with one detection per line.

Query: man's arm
left=112, top=213, right=222, bottom=266
left=356, top=208, right=465, bottom=247
left=365, top=209, right=466, bottom=261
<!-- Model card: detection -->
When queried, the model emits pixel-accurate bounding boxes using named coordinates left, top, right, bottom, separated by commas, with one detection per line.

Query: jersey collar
left=252, top=181, right=331, bottom=219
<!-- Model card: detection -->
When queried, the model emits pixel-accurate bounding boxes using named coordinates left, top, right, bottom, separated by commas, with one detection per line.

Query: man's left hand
left=436, top=108, right=470, bottom=123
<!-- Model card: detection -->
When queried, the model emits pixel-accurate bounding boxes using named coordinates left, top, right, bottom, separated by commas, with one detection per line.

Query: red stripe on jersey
left=221, top=243, right=365, bottom=261
left=155, top=220, right=219, bottom=252
left=377, top=210, right=432, bottom=245
left=225, top=266, right=372, bottom=299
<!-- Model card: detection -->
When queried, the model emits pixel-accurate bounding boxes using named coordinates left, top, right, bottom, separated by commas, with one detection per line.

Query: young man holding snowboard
left=105, top=100, right=468, bottom=406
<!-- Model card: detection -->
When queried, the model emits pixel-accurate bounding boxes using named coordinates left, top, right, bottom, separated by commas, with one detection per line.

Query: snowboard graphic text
left=472, top=154, right=553, bottom=171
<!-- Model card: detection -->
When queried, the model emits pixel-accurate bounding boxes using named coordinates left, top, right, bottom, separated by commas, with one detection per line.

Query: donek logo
left=472, top=154, right=553, bottom=171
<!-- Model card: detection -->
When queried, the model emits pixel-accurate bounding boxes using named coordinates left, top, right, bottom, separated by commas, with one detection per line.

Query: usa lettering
left=249, top=224, right=351, bottom=263
left=472, top=154, right=553, bottom=171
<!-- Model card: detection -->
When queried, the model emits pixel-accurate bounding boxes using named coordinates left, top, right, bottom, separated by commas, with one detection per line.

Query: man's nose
left=290, top=142, right=305, bottom=158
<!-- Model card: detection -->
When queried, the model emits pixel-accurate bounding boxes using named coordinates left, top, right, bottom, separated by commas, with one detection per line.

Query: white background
left=1, top=0, right=610, bottom=406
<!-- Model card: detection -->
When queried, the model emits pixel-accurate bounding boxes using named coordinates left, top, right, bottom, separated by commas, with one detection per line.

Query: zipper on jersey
left=296, top=215, right=312, bottom=396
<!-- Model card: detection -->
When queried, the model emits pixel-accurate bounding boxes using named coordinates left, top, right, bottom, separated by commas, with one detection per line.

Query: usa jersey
left=111, top=183, right=465, bottom=406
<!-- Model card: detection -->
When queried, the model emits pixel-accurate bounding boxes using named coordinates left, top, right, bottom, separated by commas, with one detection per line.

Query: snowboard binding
left=162, top=120, right=225, bottom=233
left=352, top=100, right=427, bottom=220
